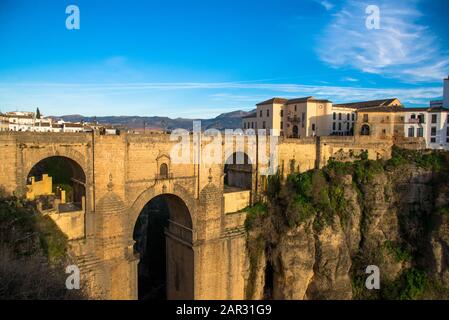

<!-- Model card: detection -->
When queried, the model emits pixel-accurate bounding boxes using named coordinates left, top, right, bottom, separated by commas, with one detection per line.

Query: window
left=417, top=127, right=424, bottom=137
left=302, top=112, right=305, bottom=128
left=243, top=123, right=246, bottom=129
left=352, top=113, right=355, bottom=121
left=338, top=113, right=342, bottom=120
left=333, top=112, right=336, bottom=120
left=338, top=123, right=341, bottom=130
left=312, top=123, right=316, bottom=131
left=159, top=163, right=168, bottom=179
left=431, top=137, right=436, bottom=143
left=408, top=127, right=415, bottom=137
left=382, top=129, right=386, bottom=134
left=411, top=114, right=416, bottom=119
left=432, top=114, right=437, bottom=124
left=363, top=114, right=369, bottom=122
left=346, top=123, right=350, bottom=130
left=294, top=105, right=297, bottom=112
left=280, top=121, right=283, bottom=129
left=418, top=114, right=425, bottom=123
left=280, top=110, right=283, bottom=117
left=262, top=121, right=266, bottom=129
left=447, top=127, right=449, bottom=136
left=346, top=114, right=350, bottom=121
left=431, top=127, right=437, bottom=136
left=260, top=110, right=262, bottom=117
left=333, top=122, right=336, bottom=130
left=267, top=109, right=269, bottom=117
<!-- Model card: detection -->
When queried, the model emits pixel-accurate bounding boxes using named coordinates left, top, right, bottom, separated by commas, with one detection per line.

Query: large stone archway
left=131, top=191, right=194, bottom=300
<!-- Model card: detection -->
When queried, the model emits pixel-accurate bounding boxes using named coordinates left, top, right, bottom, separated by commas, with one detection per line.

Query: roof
left=334, top=98, right=399, bottom=110
left=64, top=123, right=83, bottom=128
left=403, top=106, right=449, bottom=113
left=286, top=96, right=331, bottom=104
left=256, top=97, right=288, bottom=106
left=256, top=96, right=331, bottom=106
left=358, top=106, right=404, bottom=113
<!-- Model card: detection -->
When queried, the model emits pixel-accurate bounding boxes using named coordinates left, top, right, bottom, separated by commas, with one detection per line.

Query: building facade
left=243, top=97, right=401, bottom=138
left=404, top=106, right=449, bottom=150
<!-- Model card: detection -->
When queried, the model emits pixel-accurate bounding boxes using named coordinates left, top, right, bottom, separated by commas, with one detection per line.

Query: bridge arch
left=25, top=153, right=88, bottom=210
left=129, top=187, right=195, bottom=300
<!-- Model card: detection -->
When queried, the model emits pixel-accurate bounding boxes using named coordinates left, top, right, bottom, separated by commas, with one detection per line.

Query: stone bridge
left=0, top=131, right=393, bottom=299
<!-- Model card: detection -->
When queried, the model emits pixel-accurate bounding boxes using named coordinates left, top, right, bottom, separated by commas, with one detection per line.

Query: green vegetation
left=244, top=147, right=449, bottom=300
left=244, top=202, right=268, bottom=230
left=383, top=241, right=412, bottom=263
left=0, top=193, right=85, bottom=299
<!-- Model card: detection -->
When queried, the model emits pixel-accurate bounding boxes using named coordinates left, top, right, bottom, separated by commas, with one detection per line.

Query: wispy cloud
left=316, top=0, right=449, bottom=82
left=0, top=81, right=441, bottom=116
left=315, top=0, right=334, bottom=11
left=342, top=77, right=359, bottom=82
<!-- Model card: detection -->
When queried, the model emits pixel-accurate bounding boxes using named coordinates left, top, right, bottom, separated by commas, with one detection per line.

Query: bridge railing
left=166, top=219, right=193, bottom=243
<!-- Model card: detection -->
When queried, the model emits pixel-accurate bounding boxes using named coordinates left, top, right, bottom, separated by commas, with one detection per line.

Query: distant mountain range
left=51, top=110, right=255, bottom=131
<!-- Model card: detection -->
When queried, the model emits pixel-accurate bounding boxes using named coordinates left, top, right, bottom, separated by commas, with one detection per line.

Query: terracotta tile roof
left=256, top=96, right=331, bottom=106
left=334, top=98, right=399, bottom=110
left=256, top=97, right=288, bottom=105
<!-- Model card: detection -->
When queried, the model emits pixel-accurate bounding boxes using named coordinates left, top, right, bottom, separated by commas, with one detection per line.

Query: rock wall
left=245, top=149, right=449, bottom=299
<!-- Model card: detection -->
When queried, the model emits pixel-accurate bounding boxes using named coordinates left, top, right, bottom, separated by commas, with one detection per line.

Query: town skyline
left=1, top=0, right=448, bottom=118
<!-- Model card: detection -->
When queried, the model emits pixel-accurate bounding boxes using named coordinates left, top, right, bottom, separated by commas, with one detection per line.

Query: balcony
left=407, top=118, right=425, bottom=125
left=287, top=115, right=300, bottom=123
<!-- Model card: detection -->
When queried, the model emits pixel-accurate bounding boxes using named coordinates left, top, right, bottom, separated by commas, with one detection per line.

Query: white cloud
left=316, top=0, right=449, bottom=82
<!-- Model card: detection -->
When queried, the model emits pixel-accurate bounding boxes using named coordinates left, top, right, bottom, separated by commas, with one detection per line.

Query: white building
left=7, top=111, right=36, bottom=131
left=404, top=106, right=449, bottom=150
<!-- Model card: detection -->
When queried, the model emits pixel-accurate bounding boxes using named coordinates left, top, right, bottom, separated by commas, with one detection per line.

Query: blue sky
left=0, top=0, right=448, bottom=118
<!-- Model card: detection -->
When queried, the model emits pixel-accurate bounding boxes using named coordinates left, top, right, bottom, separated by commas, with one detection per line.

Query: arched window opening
left=224, top=152, right=252, bottom=192
left=159, top=163, right=169, bottom=179
left=360, top=124, right=370, bottom=136
left=292, top=125, right=299, bottom=138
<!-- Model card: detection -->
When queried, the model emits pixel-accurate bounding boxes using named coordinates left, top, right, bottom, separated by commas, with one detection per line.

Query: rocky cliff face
left=245, top=148, right=449, bottom=300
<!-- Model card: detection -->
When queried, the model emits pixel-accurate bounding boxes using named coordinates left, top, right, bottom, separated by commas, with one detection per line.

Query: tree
left=36, top=107, right=41, bottom=119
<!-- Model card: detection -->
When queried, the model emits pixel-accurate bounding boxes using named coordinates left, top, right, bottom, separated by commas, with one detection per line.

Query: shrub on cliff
left=0, top=195, right=86, bottom=299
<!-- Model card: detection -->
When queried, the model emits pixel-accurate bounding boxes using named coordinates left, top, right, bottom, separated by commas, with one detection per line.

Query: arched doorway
left=292, top=125, right=299, bottom=138
left=133, top=194, right=194, bottom=300
left=27, top=156, right=86, bottom=211
left=360, top=124, right=370, bottom=136
left=224, top=152, right=252, bottom=191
